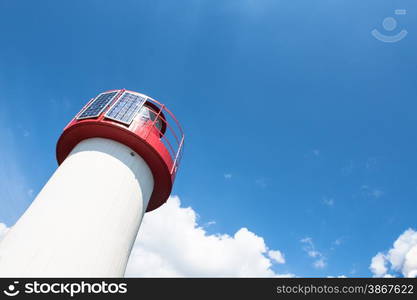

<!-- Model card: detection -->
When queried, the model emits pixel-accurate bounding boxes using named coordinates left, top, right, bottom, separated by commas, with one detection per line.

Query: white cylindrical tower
left=0, top=138, right=153, bottom=277
left=0, top=89, right=184, bottom=277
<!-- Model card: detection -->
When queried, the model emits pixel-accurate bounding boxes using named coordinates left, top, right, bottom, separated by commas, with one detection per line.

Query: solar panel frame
left=76, top=91, right=119, bottom=120
left=104, top=91, right=147, bottom=126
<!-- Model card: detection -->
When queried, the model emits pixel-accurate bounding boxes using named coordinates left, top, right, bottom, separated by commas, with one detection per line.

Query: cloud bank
left=125, top=196, right=292, bottom=277
left=370, top=228, right=417, bottom=278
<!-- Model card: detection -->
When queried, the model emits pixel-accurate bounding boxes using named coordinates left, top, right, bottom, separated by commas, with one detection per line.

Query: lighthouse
left=0, top=89, right=184, bottom=277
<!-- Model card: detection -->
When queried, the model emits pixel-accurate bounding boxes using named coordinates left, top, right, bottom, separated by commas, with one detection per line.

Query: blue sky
left=1, top=0, right=417, bottom=277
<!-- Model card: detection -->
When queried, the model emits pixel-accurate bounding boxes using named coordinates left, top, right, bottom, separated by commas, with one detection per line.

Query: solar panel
left=105, top=92, right=146, bottom=125
left=77, top=91, right=118, bottom=120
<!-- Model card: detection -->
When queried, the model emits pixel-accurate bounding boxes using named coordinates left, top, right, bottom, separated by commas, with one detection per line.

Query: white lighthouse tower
left=0, top=89, right=184, bottom=277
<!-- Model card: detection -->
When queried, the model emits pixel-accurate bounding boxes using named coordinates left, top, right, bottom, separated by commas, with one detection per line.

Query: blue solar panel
left=105, top=92, right=146, bottom=125
left=77, top=92, right=118, bottom=120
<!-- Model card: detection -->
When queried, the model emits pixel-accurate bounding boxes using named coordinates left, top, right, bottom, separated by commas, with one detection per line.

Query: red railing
left=140, top=95, right=185, bottom=176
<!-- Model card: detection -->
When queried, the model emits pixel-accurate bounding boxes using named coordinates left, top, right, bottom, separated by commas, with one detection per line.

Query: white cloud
left=0, top=223, right=9, bottom=242
left=370, top=253, right=388, bottom=277
left=268, top=250, right=285, bottom=264
left=204, top=221, right=216, bottom=227
left=370, top=189, right=384, bottom=198
left=322, top=197, right=334, bottom=206
left=308, top=250, right=320, bottom=258
left=313, top=258, right=326, bottom=269
left=333, top=238, right=342, bottom=246
left=126, top=196, right=292, bottom=277
left=369, top=228, right=417, bottom=278
left=361, top=185, right=384, bottom=199
left=301, top=237, right=327, bottom=269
